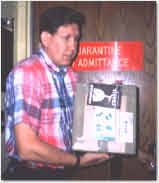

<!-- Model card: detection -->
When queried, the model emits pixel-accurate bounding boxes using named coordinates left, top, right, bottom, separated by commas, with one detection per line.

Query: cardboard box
left=72, top=82, right=138, bottom=155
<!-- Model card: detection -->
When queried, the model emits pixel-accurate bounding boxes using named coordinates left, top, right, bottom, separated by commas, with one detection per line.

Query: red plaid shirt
left=5, top=48, right=78, bottom=168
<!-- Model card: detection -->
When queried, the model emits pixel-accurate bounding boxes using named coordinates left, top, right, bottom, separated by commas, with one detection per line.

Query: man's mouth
left=64, top=54, right=75, bottom=60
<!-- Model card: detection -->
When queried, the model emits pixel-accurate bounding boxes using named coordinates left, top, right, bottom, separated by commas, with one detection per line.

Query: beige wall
left=2, top=1, right=31, bottom=65
left=15, top=1, right=31, bottom=64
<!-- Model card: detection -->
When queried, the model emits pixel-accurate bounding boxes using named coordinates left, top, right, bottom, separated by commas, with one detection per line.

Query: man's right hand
left=79, top=152, right=110, bottom=167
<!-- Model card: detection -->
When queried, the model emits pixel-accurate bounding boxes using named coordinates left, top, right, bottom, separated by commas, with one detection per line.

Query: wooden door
left=32, top=1, right=156, bottom=180
left=1, top=26, right=13, bottom=92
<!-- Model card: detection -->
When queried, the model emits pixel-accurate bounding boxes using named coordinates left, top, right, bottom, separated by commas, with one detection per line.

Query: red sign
left=72, top=42, right=143, bottom=71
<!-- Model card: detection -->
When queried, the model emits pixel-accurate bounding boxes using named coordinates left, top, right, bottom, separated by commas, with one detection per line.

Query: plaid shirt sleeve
left=5, top=62, right=42, bottom=134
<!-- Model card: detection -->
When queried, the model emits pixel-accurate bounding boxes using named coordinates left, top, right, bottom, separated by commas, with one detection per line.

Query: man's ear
left=40, top=32, right=50, bottom=48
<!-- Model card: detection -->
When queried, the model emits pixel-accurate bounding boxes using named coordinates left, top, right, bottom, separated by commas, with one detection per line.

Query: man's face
left=41, top=24, right=80, bottom=67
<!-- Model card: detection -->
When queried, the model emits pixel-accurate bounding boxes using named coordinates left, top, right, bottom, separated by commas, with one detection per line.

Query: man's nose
left=69, top=39, right=77, bottom=52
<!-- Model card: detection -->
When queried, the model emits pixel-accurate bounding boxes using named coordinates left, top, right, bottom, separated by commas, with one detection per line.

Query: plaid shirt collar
left=39, top=47, right=67, bottom=73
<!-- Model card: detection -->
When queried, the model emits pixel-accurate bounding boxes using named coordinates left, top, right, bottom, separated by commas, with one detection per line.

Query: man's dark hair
left=40, top=6, right=85, bottom=35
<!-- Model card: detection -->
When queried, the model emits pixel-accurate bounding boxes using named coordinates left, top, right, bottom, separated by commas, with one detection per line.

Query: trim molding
left=15, top=1, right=31, bottom=64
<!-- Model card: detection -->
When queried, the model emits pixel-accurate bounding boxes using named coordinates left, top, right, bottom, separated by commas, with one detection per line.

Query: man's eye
left=63, top=36, right=70, bottom=40
left=75, top=36, right=80, bottom=42
left=62, top=35, right=80, bottom=41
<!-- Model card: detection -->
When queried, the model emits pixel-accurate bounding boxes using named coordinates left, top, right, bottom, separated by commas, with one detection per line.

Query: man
left=4, top=6, right=110, bottom=180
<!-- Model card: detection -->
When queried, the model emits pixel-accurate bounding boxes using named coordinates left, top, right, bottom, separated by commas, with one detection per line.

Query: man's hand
left=79, top=152, right=110, bottom=167
left=15, top=122, right=110, bottom=167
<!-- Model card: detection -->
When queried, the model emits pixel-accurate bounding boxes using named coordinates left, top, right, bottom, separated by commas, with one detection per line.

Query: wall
left=1, top=1, right=32, bottom=65
left=33, top=2, right=157, bottom=180
left=1, top=1, right=17, bottom=65
left=1, top=1, right=157, bottom=180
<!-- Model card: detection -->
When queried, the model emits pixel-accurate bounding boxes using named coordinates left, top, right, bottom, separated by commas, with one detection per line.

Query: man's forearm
left=15, top=123, right=77, bottom=167
left=15, top=123, right=109, bottom=168
left=21, top=139, right=77, bottom=166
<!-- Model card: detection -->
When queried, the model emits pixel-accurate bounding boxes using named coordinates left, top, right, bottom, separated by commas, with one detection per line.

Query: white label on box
left=73, top=137, right=100, bottom=151
left=108, top=142, right=126, bottom=153
left=117, top=112, right=134, bottom=143
left=92, top=107, right=119, bottom=141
